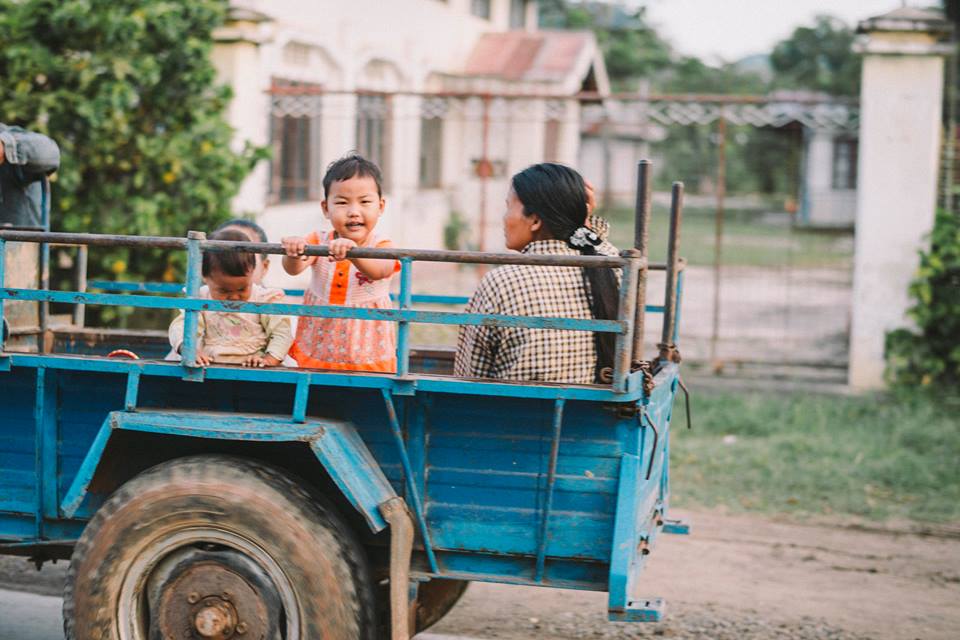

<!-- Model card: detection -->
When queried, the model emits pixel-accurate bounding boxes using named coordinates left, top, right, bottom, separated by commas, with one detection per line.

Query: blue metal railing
left=0, top=230, right=675, bottom=393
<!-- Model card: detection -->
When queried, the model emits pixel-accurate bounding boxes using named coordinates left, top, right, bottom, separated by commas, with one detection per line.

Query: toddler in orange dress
left=281, top=154, right=400, bottom=372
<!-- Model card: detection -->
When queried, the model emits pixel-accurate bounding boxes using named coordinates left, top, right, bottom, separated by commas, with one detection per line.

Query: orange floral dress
left=289, top=230, right=400, bottom=372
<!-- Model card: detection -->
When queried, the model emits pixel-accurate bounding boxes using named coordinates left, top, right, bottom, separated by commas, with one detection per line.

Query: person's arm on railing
left=281, top=235, right=318, bottom=276
left=0, top=125, right=60, bottom=182
left=169, top=309, right=210, bottom=367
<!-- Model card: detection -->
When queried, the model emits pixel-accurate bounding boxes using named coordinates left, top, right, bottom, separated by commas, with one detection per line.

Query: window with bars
left=509, top=0, right=527, bottom=28
left=356, top=94, right=389, bottom=174
left=471, top=0, right=491, bottom=19
left=832, top=138, right=858, bottom=190
left=269, top=79, right=322, bottom=203
left=419, top=117, right=444, bottom=188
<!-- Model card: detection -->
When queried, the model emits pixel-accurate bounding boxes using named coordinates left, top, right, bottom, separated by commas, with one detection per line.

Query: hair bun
left=568, top=226, right=601, bottom=249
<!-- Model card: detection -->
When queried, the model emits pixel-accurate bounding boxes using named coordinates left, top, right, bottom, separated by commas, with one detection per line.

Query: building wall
left=213, top=0, right=561, bottom=289
left=800, top=128, right=857, bottom=228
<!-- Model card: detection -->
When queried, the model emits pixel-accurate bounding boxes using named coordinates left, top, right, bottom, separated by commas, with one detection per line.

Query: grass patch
left=669, top=388, right=960, bottom=522
left=600, top=204, right=853, bottom=269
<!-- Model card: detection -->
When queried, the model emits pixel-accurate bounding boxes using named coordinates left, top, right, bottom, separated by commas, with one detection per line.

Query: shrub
left=885, top=209, right=960, bottom=388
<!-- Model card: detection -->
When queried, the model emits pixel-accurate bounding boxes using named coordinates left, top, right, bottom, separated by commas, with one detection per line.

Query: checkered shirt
left=454, top=221, right=620, bottom=384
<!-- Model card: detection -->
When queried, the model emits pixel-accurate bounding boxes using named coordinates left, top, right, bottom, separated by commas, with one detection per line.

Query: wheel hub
left=152, top=551, right=279, bottom=640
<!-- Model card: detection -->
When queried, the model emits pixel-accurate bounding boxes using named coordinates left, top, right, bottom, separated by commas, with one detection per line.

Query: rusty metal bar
left=267, top=85, right=858, bottom=106
left=0, top=230, right=653, bottom=269
left=659, top=182, right=684, bottom=361
left=631, top=160, right=652, bottom=365
left=709, top=113, right=727, bottom=370
left=612, top=250, right=641, bottom=392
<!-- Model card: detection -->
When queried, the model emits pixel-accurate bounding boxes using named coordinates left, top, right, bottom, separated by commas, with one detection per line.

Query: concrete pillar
left=848, top=8, right=952, bottom=389
left=211, top=8, right=273, bottom=214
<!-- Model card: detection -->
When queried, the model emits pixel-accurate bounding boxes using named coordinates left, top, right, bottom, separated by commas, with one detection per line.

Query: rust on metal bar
left=631, top=160, right=652, bottom=365
left=658, top=182, right=684, bottom=361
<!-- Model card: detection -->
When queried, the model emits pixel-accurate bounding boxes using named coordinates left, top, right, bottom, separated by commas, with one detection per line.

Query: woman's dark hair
left=511, top=163, right=620, bottom=382
left=215, top=218, right=268, bottom=261
left=322, top=153, right=383, bottom=198
left=202, top=229, right=257, bottom=278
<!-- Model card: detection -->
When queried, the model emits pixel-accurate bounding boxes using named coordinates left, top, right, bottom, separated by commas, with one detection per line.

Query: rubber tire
left=63, top=455, right=376, bottom=640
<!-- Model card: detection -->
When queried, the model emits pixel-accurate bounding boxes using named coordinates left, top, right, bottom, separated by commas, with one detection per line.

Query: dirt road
left=2, top=509, right=957, bottom=639
left=428, top=509, right=960, bottom=640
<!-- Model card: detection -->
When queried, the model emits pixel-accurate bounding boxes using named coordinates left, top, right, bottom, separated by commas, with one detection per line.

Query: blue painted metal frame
left=0, top=230, right=687, bottom=623
left=61, top=410, right=397, bottom=533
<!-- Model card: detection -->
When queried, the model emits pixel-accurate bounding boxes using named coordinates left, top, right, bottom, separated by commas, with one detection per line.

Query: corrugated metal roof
left=463, top=31, right=594, bottom=83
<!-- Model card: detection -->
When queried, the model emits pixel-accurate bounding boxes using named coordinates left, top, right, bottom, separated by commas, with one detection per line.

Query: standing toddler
left=282, top=154, right=399, bottom=372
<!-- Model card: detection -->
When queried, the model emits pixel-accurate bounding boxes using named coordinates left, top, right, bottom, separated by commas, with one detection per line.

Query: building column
left=211, top=8, right=273, bottom=214
left=848, top=8, right=952, bottom=390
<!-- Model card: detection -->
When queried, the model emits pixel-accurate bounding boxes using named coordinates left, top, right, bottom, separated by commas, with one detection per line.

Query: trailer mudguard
left=60, top=409, right=397, bottom=532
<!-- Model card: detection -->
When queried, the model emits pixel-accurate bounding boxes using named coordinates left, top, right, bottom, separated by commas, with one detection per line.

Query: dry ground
left=3, top=509, right=957, bottom=639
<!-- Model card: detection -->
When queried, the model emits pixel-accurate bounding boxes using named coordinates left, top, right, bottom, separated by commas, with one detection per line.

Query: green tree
left=540, top=0, right=672, bottom=90
left=0, top=0, right=263, bottom=306
left=770, top=15, right=861, bottom=96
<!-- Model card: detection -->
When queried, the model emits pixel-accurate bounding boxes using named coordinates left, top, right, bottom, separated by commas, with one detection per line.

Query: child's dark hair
left=511, top=163, right=620, bottom=382
left=202, top=229, right=257, bottom=278
left=322, top=153, right=383, bottom=198
left=216, top=218, right=268, bottom=260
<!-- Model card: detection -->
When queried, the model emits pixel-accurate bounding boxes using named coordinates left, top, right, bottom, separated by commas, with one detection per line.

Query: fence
left=265, top=85, right=858, bottom=375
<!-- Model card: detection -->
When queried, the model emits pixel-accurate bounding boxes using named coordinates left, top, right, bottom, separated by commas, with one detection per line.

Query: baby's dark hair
left=215, top=218, right=268, bottom=260
left=322, top=153, right=383, bottom=198
left=202, top=229, right=257, bottom=278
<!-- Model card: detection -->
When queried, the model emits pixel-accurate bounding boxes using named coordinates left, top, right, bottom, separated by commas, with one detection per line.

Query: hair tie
left=568, top=226, right=601, bottom=250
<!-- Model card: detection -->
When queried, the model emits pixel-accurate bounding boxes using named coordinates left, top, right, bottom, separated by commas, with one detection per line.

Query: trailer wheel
left=63, top=455, right=376, bottom=640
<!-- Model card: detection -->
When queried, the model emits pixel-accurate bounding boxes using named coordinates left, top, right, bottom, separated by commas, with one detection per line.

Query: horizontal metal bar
left=88, top=280, right=183, bottom=294
left=3, top=353, right=654, bottom=401
left=0, top=230, right=188, bottom=249
left=1, top=288, right=626, bottom=333
left=86, top=281, right=669, bottom=312
left=267, top=85, right=858, bottom=106
left=0, top=231, right=640, bottom=268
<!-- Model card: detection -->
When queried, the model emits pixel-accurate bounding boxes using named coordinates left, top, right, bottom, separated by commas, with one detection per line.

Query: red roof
left=463, top=31, right=594, bottom=83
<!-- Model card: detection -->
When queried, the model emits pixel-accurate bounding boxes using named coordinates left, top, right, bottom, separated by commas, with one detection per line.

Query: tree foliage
left=770, top=15, right=861, bottom=96
left=886, top=210, right=960, bottom=389
left=0, top=0, right=263, bottom=301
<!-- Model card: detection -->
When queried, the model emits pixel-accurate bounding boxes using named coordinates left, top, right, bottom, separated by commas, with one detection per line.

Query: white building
left=211, top=0, right=609, bottom=289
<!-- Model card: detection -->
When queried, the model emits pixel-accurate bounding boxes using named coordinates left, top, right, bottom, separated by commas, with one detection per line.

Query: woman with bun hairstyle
left=454, top=163, right=620, bottom=384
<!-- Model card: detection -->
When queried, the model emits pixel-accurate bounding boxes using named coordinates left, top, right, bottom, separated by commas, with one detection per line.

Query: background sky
left=638, top=0, right=914, bottom=62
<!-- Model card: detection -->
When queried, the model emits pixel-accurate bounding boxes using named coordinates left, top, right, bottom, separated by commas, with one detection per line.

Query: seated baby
left=168, top=229, right=293, bottom=367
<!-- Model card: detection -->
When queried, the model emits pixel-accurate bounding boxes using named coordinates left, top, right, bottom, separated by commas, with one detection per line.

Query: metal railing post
left=631, top=160, right=652, bottom=366
left=73, top=245, right=88, bottom=327
left=180, top=230, right=205, bottom=369
left=0, top=238, right=5, bottom=351
left=396, top=257, right=412, bottom=377
left=612, top=250, right=642, bottom=392
left=659, top=182, right=684, bottom=361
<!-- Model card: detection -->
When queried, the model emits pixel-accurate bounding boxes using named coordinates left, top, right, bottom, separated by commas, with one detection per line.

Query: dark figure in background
left=0, top=124, right=60, bottom=342
left=0, top=123, right=60, bottom=229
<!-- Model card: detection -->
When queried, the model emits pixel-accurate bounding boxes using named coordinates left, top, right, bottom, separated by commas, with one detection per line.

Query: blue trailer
left=0, top=162, right=689, bottom=639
